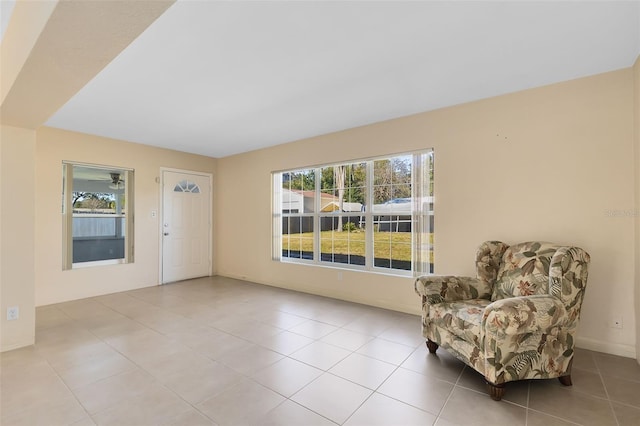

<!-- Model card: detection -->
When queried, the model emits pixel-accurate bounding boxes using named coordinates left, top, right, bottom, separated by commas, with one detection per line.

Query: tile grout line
left=432, top=361, right=467, bottom=424
left=271, top=320, right=425, bottom=424
left=24, top=279, right=640, bottom=425
left=32, top=306, right=111, bottom=425
left=72, top=296, right=220, bottom=424
left=593, top=353, right=621, bottom=426
left=527, top=408, right=586, bottom=426
left=6, top=340, right=94, bottom=425
left=338, top=341, right=425, bottom=425
left=44, top=294, right=429, bottom=425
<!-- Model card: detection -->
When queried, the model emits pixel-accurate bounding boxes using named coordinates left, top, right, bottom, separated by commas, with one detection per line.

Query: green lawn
left=283, top=230, right=433, bottom=262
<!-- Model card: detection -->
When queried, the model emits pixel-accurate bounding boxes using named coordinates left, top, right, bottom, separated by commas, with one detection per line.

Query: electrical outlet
left=7, top=306, right=19, bottom=321
left=609, top=316, right=623, bottom=329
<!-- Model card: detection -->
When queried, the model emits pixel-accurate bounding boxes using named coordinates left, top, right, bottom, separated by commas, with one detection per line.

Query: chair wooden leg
left=558, top=375, right=572, bottom=386
left=558, top=357, right=573, bottom=386
left=486, top=381, right=505, bottom=401
left=426, top=339, right=438, bottom=353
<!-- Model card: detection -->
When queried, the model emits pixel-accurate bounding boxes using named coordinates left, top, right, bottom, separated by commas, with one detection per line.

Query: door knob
left=164, top=232, right=169, bottom=236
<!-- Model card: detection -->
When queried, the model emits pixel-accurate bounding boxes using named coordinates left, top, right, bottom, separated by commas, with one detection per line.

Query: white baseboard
left=219, top=273, right=421, bottom=316
left=576, top=336, right=637, bottom=359
left=1, top=338, right=35, bottom=353
left=219, top=274, right=638, bottom=360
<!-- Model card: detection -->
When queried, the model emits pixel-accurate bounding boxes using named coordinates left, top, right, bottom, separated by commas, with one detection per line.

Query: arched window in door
left=173, top=180, right=200, bottom=193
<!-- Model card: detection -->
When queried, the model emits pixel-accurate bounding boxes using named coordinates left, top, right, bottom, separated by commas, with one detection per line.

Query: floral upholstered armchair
left=415, top=241, right=590, bottom=401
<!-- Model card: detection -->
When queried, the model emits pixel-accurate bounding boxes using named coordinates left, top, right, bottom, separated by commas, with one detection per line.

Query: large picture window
left=62, top=162, right=134, bottom=269
left=272, top=151, right=433, bottom=276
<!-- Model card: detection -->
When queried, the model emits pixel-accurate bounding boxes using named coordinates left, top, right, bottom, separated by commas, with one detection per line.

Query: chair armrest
left=482, top=295, right=568, bottom=335
left=549, top=246, right=590, bottom=321
left=415, top=276, right=492, bottom=304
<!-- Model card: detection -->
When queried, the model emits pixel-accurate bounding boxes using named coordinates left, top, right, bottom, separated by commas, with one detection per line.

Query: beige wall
left=34, top=127, right=217, bottom=306
left=1, top=125, right=36, bottom=351
left=217, top=68, right=637, bottom=357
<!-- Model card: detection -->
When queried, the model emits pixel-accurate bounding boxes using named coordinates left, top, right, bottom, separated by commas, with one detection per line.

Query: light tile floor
left=2, top=276, right=640, bottom=425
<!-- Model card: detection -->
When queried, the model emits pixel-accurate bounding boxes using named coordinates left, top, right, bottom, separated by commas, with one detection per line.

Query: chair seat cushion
left=429, top=299, right=492, bottom=347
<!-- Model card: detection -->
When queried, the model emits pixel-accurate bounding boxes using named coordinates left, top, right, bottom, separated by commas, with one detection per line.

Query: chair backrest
left=475, top=241, right=509, bottom=285
left=492, top=242, right=560, bottom=301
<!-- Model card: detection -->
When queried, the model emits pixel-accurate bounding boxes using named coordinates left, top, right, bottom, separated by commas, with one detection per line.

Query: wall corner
left=633, top=54, right=640, bottom=365
left=0, top=125, right=36, bottom=352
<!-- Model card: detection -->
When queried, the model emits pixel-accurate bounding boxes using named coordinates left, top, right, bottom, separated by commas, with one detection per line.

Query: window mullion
left=314, top=167, right=321, bottom=263
left=365, top=161, right=374, bottom=270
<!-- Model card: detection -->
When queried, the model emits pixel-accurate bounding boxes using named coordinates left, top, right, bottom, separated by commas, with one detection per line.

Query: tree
left=373, top=159, right=392, bottom=204
left=283, top=170, right=315, bottom=191
left=323, top=163, right=367, bottom=231
left=320, top=167, right=334, bottom=193
left=72, top=192, right=87, bottom=207
left=84, top=196, right=105, bottom=211
left=72, top=192, right=114, bottom=211
left=345, top=163, right=366, bottom=204
left=391, top=157, right=412, bottom=198
left=373, top=156, right=412, bottom=203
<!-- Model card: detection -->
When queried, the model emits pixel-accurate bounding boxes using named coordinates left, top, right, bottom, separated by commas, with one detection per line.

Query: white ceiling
left=45, top=0, right=640, bottom=158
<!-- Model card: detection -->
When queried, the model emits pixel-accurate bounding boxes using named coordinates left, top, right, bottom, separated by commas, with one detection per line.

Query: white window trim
left=71, top=258, right=126, bottom=269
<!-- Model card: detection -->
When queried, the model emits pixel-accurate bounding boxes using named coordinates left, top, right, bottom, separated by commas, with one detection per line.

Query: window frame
left=62, top=162, right=135, bottom=270
left=272, top=150, right=433, bottom=277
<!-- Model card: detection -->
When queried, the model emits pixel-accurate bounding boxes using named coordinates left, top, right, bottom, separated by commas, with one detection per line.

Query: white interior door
left=162, top=170, right=211, bottom=284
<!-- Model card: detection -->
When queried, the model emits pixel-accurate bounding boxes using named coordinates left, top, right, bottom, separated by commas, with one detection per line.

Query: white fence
left=72, top=215, right=126, bottom=238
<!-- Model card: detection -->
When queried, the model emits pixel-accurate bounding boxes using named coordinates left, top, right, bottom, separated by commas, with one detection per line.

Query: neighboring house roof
left=320, top=201, right=363, bottom=213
